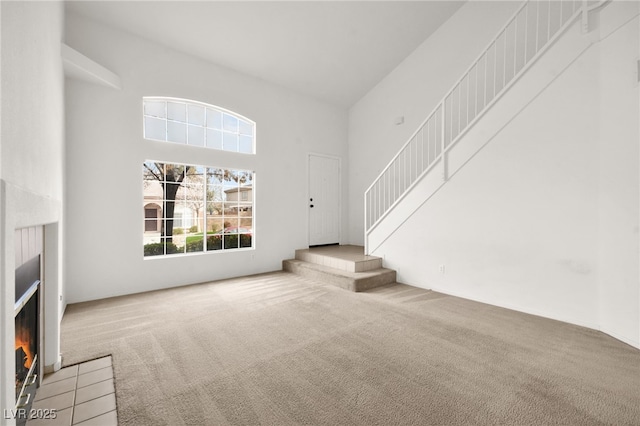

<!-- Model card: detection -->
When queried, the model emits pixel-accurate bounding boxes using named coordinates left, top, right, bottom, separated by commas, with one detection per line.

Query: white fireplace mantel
left=0, top=180, right=64, bottom=417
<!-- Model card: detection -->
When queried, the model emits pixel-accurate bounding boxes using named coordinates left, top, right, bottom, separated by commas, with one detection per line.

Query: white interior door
left=309, top=154, right=341, bottom=246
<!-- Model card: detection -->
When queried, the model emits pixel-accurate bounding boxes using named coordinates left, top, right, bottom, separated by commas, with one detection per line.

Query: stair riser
left=283, top=260, right=395, bottom=292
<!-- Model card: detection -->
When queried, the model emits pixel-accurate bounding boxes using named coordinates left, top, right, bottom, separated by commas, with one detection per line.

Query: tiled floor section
left=27, top=356, right=117, bottom=426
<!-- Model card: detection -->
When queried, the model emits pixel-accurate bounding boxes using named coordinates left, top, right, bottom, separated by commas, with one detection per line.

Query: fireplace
left=14, top=254, right=41, bottom=418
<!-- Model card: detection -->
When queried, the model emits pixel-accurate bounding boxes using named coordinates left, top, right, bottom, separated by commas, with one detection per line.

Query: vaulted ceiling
left=65, top=1, right=465, bottom=107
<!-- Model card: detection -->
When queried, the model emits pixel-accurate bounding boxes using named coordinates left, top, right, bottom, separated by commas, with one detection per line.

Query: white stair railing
left=364, top=0, right=606, bottom=254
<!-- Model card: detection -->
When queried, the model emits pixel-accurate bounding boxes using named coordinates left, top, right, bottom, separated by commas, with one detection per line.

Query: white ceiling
left=65, top=1, right=465, bottom=107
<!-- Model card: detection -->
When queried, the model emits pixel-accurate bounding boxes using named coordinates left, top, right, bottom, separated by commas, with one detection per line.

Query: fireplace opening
left=14, top=254, right=41, bottom=415
left=15, top=284, right=38, bottom=402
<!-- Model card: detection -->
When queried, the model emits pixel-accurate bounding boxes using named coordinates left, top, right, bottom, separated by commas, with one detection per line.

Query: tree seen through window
left=143, top=161, right=253, bottom=256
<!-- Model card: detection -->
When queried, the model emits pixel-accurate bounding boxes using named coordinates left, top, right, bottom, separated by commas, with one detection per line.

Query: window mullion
left=203, top=170, right=208, bottom=252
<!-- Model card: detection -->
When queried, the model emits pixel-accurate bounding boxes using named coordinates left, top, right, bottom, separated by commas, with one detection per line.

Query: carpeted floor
left=60, top=271, right=640, bottom=425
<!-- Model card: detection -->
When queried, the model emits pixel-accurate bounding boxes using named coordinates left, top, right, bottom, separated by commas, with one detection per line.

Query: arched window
left=143, top=97, right=255, bottom=154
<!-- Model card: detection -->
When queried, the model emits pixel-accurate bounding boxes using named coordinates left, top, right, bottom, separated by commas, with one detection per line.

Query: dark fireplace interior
left=15, top=292, right=37, bottom=401
left=15, top=255, right=40, bottom=408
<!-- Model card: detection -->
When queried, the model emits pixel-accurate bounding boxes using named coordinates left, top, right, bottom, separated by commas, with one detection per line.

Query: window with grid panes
left=143, top=161, right=254, bottom=257
left=141, top=97, right=256, bottom=257
left=143, top=97, right=255, bottom=154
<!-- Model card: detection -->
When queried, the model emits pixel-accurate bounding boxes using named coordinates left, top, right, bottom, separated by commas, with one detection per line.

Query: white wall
left=350, top=1, right=640, bottom=348
left=376, top=42, right=603, bottom=327
left=0, top=1, right=65, bottom=422
left=64, top=12, right=349, bottom=303
left=347, top=1, right=520, bottom=245
left=596, top=4, right=640, bottom=347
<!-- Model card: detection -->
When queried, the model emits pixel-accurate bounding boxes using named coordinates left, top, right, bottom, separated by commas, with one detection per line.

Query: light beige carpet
left=61, top=271, right=640, bottom=425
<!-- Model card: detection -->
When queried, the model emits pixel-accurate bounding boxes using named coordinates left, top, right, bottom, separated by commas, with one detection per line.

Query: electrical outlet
left=439, top=264, right=445, bottom=274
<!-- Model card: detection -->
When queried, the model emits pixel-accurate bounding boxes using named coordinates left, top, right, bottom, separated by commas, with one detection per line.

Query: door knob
left=310, top=204, right=314, bottom=208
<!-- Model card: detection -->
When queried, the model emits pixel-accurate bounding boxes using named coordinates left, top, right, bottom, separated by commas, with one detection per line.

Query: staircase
left=283, top=245, right=396, bottom=292
left=364, top=0, right=608, bottom=254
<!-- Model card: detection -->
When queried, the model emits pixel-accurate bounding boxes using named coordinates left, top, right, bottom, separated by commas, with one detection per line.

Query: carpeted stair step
left=294, top=246, right=382, bottom=272
left=282, top=258, right=396, bottom=292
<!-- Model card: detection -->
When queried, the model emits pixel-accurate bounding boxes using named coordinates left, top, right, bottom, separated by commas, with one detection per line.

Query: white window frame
left=143, top=161, right=255, bottom=258
left=143, top=97, right=256, bottom=154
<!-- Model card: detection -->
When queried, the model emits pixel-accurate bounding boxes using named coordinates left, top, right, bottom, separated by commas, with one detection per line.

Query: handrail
left=364, top=2, right=529, bottom=190
left=587, top=0, right=610, bottom=12
left=364, top=0, right=594, bottom=253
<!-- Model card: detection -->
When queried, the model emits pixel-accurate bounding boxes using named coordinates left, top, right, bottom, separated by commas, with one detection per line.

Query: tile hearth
left=26, top=356, right=117, bottom=426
